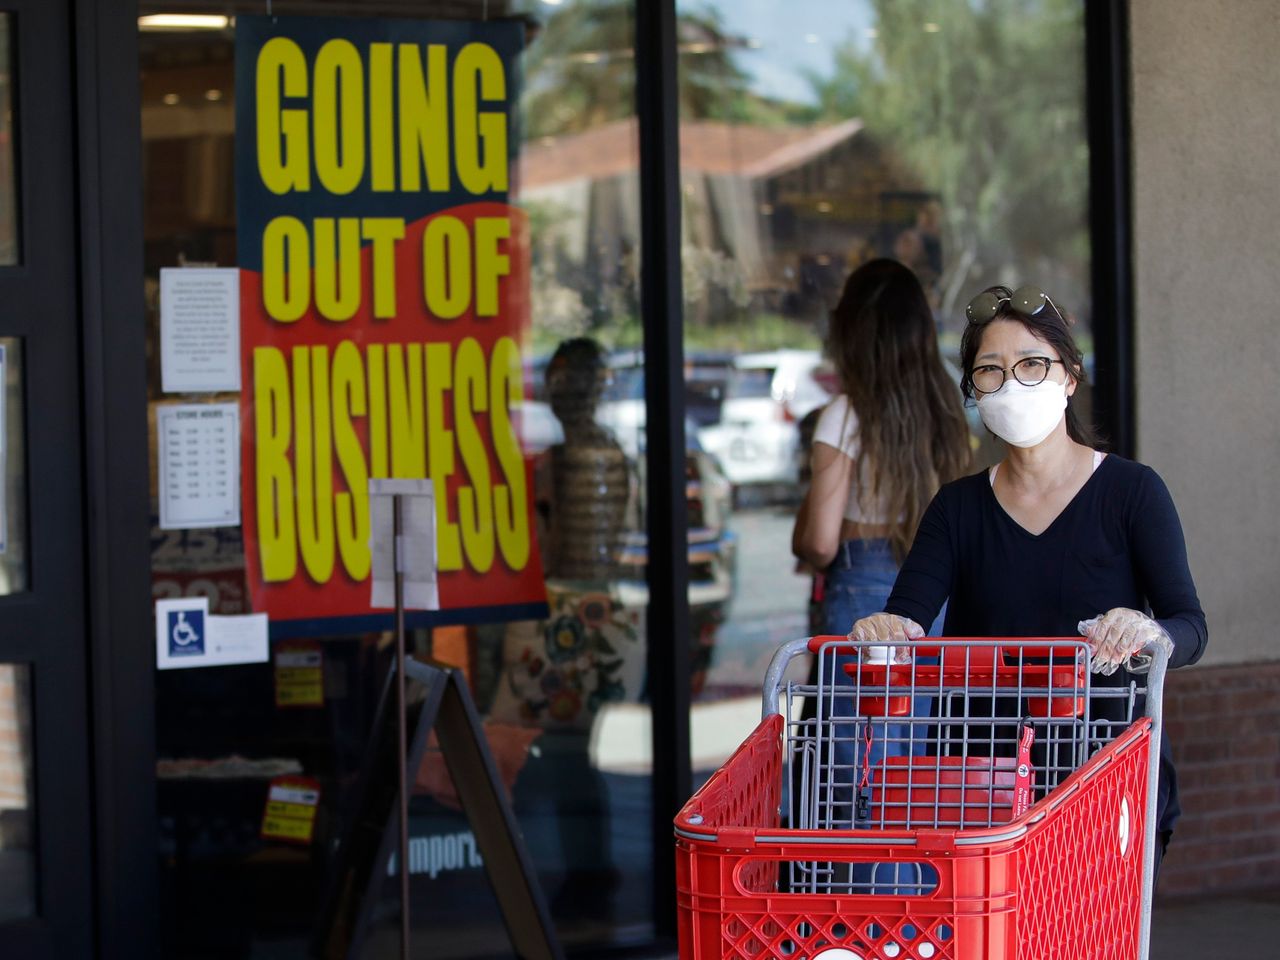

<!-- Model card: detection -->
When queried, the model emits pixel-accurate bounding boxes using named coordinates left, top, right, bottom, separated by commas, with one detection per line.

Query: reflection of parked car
left=589, top=353, right=736, bottom=634
left=684, top=352, right=734, bottom=429
left=591, top=351, right=735, bottom=461
left=696, top=350, right=834, bottom=488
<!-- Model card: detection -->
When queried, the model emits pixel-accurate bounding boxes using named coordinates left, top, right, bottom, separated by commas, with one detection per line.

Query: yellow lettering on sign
left=262, top=217, right=310, bottom=323
left=254, top=347, right=297, bottom=581
left=399, top=44, right=451, bottom=193
left=368, top=43, right=396, bottom=192
left=455, top=338, right=493, bottom=573
left=367, top=343, right=389, bottom=478
left=423, top=216, right=471, bottom=320
left=252, top=339, right=535, bottom=585
left=453, top=43, right=508, bottom=194
left=255, top=39, right=513, bottom=199
left=332, top=341, right=371, bottom=580
left=387, top=344, right=426, bottom=478
left=490, top=336, right=530, bottom=569
left=312, top=39, right=365, bottom=194
left=256, top=37, right=310, bottom=194
left=294, top=346, right=336, bottom=583
left=473, top=217, right=511, bottom=318
left=313, top=218, right=361, bottom=321
left=362, top=218, right=405, bottom=319
left=425, top=343, right=462, bottom=571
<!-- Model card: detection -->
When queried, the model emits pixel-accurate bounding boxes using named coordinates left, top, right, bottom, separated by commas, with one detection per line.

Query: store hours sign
left=235, top=15, right=546, bottom=632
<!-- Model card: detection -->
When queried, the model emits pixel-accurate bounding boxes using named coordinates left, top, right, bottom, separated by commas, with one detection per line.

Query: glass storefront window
left=133, top=0, right=1097, bottom=950
left=675, top=0, right=1092, bottom=772
left=0, top=15, right=16, bottom=266
left=140, top=2, right=648, bottom=955
left=0, top=663, right=35, bottom=922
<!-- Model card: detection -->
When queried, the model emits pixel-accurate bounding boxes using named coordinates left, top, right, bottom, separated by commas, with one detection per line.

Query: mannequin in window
left=541, top=337, right=629, bottom=582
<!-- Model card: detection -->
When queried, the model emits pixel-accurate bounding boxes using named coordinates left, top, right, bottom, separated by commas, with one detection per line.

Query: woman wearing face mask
left=849, top=284, right=1208, bottom=875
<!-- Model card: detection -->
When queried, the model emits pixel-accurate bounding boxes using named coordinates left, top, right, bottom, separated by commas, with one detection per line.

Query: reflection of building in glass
left=519, top=118, right=932, bottom=328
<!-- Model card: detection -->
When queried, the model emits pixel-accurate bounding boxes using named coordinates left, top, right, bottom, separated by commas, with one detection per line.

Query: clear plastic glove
left=1077, top=608, right=1173, bottom=675
left=848, top=614, right=923, bottom=663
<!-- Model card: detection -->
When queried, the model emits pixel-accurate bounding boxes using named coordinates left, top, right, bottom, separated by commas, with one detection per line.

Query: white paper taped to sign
left=369, top=478, right=439, bottom=611
left=160, top=267, right=240, bottom=393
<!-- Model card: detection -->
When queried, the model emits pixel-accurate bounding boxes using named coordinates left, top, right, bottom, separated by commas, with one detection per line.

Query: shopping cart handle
left=910, top=639, right=1090, bottom=660
left=808, top=636, right=1090, bottom=658
left=806, top=635, right=856, bottom=654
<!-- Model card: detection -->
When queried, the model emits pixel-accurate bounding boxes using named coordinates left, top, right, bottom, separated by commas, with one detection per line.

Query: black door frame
left=635, top=0, right=691, bottom=944
left=1086, top=0, right=1136, bottom=458
left=73, top=1, right=1135, bottom=956
left=73, top=0, right=158, bottom=957
left=0, top=0, right=93, bottom=956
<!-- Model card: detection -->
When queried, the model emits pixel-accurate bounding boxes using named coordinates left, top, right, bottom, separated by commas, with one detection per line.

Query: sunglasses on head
left=965, top=284, right=1062, bottom=325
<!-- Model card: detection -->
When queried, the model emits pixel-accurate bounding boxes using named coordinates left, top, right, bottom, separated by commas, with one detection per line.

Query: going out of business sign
left=235, top=15, right=546, bottom=632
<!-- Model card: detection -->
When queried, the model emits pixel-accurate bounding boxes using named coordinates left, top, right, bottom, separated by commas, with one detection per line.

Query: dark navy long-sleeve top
left=884, top=454, right=1207, bottom=832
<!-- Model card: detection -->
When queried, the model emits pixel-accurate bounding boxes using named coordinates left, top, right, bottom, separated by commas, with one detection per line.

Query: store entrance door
left=0, top=1, right=94, bottom=956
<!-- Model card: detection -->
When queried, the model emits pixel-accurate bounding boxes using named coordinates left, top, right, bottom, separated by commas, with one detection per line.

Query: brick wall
left=1157, top=660, right=1280, bottom=897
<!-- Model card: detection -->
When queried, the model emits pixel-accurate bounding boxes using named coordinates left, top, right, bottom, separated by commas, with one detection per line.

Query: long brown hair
left=828, top=259, right=971, bottom=561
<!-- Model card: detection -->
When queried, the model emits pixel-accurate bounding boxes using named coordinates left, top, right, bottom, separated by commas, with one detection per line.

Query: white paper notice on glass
left=160, top=267, right=240, bottom=393
left=155, top=595, right=269, bottom=670
left=158, top=403, right=240, bottom=530
left=369, top=478, right=439, bottom=611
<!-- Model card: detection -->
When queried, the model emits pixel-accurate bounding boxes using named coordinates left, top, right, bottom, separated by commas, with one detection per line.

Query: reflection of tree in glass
left=523, top=1, right=761, bottom=139
left=522, top=199, right=592, bottom=342
left=805, top=0, right=1089, bottom=323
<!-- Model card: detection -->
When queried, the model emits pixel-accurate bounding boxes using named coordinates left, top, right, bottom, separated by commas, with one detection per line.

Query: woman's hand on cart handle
left=1078, top=607, right=1174, bottom=675
left=848, top=613, right=924, bottom=654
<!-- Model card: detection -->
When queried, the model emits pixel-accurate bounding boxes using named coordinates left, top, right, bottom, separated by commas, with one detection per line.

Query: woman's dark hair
left=827, top=258, right=971, bottom=562
left=958, top=285, right=1100, bottom=448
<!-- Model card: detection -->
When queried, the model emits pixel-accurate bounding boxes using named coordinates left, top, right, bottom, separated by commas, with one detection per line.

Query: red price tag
left=1013, top=724, right=1035, bottom=818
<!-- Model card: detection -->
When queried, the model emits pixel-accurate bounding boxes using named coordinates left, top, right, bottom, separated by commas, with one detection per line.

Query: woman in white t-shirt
left=790, top=258, right=970, bottom=843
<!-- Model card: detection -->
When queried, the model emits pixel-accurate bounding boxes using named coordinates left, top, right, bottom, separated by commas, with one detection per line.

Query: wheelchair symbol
left=167, top=609, right=204, bottom=656
left=172, top=612, right=199, bottom=646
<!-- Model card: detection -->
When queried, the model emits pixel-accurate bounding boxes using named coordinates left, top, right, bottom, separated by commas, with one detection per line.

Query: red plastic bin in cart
left=674, top=637, right=1168, bottom=960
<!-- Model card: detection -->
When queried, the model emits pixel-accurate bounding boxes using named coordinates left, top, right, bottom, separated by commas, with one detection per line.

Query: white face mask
left=976, top=378, right=1068, bottom=448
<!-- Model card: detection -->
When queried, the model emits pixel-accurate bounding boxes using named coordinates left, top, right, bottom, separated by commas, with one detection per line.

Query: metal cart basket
left=674, top=636, right=1168, bottom=960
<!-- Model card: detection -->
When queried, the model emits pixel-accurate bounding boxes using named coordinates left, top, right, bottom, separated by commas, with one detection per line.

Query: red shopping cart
left=675, top=637, right=1168, bottom=960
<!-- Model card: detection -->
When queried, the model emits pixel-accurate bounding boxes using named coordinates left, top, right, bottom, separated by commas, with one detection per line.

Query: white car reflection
left=695, top=350, right=834, bottom=489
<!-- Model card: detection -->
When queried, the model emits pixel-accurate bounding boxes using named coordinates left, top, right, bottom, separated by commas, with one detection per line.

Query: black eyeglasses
left=971, top=356, right=1064, bottom=395
left=965, top=284, right=1061, bottom=325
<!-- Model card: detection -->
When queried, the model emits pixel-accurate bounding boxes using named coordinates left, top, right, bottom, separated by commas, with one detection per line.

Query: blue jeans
left=818, top=539, right=941, bottom=892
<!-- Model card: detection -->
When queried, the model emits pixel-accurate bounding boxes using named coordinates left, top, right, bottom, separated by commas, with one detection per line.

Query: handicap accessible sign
left=168, top=607, right=206, bottom=657
left=155, top=596, right=269, bottom=670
